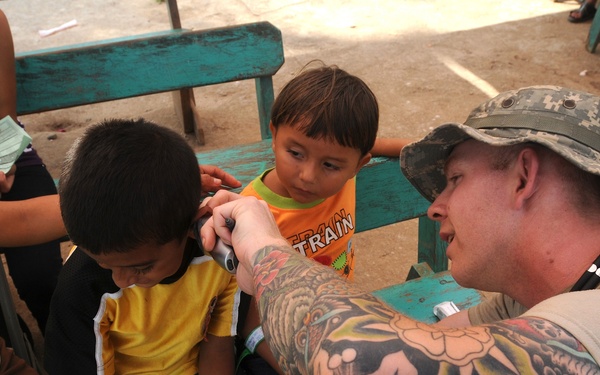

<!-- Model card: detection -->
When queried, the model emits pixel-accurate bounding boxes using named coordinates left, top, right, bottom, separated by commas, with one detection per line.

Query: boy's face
left=268, top=124, right=371, bottom=203
left=82, top=238, right=187, bottom=289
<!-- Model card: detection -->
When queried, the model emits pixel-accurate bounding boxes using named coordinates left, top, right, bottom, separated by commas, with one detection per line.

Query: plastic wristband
left=245, top=326, right=265, bottom=354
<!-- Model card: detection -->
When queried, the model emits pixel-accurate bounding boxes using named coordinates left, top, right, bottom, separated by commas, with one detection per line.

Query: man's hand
left=0, top=165, right=16, bottom=194
left=200, top=190, right=288, bottom=293
left=199, top=165, right=241, bottom=194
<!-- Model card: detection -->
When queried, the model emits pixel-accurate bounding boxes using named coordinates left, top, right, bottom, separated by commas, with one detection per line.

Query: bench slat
left=15, top=22, right=284, bottom=116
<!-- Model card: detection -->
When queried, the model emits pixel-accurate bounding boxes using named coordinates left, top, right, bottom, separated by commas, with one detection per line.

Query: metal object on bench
left=15, top=21, right=284, bottom=143
left=373, top=269, right=483, bottom=323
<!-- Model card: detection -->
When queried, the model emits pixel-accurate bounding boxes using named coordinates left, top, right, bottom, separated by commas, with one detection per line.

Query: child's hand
left=0, top=165, right=16, bottom=194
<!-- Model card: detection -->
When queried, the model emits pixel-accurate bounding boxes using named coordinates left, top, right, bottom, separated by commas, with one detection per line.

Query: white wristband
left=245, top=326, right=265, bottom=354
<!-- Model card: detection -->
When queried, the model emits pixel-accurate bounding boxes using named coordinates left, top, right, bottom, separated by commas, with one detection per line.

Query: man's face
left=426, top=140, right=517, bottom=290
left=268, top=124, right=370, bottom=204
left=82, top=239, right=187, bottom=288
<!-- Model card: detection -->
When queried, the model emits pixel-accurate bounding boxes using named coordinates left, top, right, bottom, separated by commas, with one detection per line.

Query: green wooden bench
left=195, top=141, right=484, bottom=323
left=13, top=19, right=482, bottom=331
left=16, top=21, right=284, bottom=142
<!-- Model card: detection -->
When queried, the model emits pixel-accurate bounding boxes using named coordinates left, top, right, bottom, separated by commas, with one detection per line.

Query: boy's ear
left=353, top=153, right=372, bottom=176
left=269, top=122, right=277, bottom=150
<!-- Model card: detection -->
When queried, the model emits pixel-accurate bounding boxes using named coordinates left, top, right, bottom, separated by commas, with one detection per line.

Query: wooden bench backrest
left=15, top=22, right=284, bottom=139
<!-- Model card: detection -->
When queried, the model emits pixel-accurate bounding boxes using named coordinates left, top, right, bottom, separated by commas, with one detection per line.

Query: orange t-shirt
left=241, top=169, right=356, bottom=280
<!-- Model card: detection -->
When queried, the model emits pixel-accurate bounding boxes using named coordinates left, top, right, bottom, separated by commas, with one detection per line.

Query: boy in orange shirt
left=238, top=64, right=411, bottom=374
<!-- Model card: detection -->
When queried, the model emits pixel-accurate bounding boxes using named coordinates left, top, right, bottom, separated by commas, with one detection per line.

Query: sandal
left=568, top=2, right=597, bottom=23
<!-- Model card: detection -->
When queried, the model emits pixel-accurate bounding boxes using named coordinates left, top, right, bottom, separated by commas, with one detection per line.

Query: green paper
left=0, top=115, right=32, bottom=173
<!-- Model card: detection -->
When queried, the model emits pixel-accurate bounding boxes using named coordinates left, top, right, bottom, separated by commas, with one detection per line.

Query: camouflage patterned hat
left=400, top=85, right=600, bottom=202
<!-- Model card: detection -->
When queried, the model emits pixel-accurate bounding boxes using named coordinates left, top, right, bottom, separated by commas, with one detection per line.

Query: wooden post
left=166, top=0, right=205, bottom=144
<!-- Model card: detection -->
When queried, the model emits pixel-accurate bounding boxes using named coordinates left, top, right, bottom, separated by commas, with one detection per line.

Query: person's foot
left=568, top=2, right=597, bottom=23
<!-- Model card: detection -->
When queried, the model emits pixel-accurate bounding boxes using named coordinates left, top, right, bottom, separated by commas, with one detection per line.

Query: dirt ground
left=1, top=0, right=600, bottom=363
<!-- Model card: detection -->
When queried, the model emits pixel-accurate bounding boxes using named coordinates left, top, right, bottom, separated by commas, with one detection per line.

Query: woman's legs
left=569, top=0, right=598, bottom=22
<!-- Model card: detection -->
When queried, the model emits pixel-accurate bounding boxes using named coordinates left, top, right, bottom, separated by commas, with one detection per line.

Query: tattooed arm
left=249, top=247, right=599, bottom=374
left=201, top=191, right=600, bottom=374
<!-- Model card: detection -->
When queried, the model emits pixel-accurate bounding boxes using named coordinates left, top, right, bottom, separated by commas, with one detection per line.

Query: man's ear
left=353, top=153, right=372, bottom=177
left=513, top=147, right=540, bottom=209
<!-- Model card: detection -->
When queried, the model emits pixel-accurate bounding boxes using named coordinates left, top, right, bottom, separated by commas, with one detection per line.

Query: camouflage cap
left=400, top=85, right=600, bottom=202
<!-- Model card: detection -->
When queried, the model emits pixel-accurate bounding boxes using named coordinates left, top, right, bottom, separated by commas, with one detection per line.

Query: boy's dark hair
left=270, top=64, right=379, bottom=156
left=59, top=118, right=201, bottom=255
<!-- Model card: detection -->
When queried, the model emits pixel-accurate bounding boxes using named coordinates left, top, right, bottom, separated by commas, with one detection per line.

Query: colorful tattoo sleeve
left=252, top=246, right=600, bottom=374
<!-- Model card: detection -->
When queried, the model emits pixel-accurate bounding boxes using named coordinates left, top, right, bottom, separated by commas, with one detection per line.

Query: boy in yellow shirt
left=45, top=119, right=241, bottom=375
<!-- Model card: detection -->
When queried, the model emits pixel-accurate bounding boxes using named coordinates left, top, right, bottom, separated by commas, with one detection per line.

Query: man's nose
left=427, top=190, right=449, bottom=222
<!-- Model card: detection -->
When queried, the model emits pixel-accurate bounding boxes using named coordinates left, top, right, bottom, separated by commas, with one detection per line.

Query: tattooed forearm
left=251, top=246, right=600, bottom=374
left=253, top=246, right=402, bottom=374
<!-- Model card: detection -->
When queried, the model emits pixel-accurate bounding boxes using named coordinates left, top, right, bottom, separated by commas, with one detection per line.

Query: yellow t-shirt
left=241, top=169, right=356, bottom=280
left=44, top=245, right=240, bottom=374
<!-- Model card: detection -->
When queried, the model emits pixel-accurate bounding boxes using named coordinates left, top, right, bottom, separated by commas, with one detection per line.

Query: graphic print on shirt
left=286, top=209, right=354, bottom=273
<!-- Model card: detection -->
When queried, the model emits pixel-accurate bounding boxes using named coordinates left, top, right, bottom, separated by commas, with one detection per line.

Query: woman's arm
left=0, top=9, right=18, bottom=121
left=0, top=195, right=66, bottom=246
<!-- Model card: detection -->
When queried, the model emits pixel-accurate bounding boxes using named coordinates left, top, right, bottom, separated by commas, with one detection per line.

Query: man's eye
left=448, top=175, right=462, bottom=184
